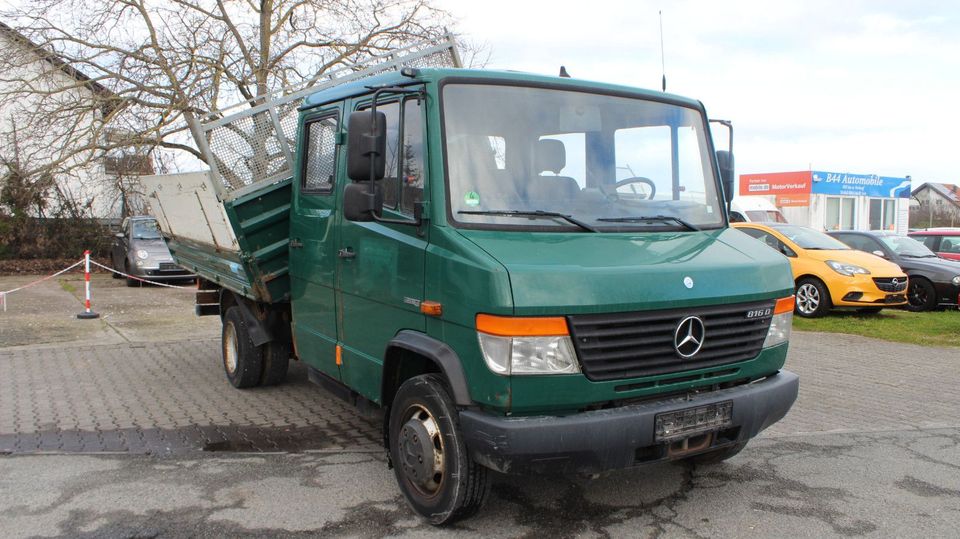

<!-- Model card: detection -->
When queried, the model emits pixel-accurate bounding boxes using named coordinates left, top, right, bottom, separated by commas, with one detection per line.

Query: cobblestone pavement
left=0, top=340, right=380, bottom=454
left=1, top=330, right=958, bottom=455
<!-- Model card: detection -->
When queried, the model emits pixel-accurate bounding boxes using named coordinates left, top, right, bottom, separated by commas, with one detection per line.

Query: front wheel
left=906, top=278, right=937, bottom=312
left=795, top=277, right=830, bottom=318
left=389, top=374, right=489, bottom=525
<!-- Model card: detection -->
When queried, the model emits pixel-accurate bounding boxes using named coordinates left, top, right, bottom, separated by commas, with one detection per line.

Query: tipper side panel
left=141, top=172, right=291, bottom=303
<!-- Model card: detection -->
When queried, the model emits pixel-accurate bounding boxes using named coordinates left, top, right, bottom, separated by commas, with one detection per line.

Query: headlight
left=136, top=249, right=149, bottom=260
left=476, top=315, right=580, bottom=375
left=826, top=260, right=870, bottom=276
left=953, top=275, right=960, bottom=286
left=763, top=296, right=794, bottom=348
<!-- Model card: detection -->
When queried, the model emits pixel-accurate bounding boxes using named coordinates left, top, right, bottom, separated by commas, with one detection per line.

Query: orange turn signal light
left=420, top=300, right=443, bottom=316
left=774, top=296, right=795, bottom=315
left=476, top=314, right=569, bottom=337
left=335, top=344, right=342, bottom=366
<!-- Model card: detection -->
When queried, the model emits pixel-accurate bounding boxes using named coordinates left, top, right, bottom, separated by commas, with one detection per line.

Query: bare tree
left=0, top=0, right=454, bottom=174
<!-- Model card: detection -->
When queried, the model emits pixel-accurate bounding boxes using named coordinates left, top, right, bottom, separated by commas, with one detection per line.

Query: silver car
left=110, top=216, right=195, bottom=286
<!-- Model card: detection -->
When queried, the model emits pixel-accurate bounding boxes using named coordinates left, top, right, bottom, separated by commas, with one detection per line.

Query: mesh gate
left=193, top=36, right=462, bottom=201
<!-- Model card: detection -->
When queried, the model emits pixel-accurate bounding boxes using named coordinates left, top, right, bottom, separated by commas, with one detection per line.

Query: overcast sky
left=439, top=0, right=959, bottom=186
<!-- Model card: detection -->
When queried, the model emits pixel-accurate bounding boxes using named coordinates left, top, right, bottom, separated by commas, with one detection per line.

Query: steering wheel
left=611, top=177, right=656, bottom=200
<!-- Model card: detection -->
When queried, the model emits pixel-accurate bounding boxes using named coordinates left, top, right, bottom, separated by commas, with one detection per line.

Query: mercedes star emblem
left=674, top=316, right=705, bottom=358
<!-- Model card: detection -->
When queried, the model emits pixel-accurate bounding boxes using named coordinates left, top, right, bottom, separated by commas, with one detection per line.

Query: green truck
left=142, top=37, right=798, bottom=524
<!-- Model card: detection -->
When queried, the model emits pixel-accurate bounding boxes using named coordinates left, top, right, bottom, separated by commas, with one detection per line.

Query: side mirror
left=872, top=250, right=886, bottom=258
left=343, top=182, right=383, bottom=222
left=115, top=232, right=124, bottom=239
left=347, top=110, right=386, bottom=181
left=716, top=150, right=735, bottom=203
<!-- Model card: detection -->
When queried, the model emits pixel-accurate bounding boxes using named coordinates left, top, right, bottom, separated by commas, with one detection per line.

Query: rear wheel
left=259, top=340, right=290, bottom=386
left=906, top=278, right=937, bottom=312
left=389, top=374, right=489, bottom=525
left=795, top=277, right=830, bottom=318
left=222, top=306, right=264, bottom=389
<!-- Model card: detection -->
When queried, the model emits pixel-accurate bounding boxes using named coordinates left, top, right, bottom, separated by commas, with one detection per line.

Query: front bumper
left=828, top=275, right=907, bottom=307
left=460, top=370, right=798, bottom=474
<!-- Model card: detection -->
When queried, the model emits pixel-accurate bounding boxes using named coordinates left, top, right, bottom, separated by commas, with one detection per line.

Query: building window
left=869, top=198, right=896, bottom=230
left=825, top=196, right=855, bottom=230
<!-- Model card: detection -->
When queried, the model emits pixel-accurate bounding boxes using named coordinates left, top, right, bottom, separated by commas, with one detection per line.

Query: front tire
left=124, top=260, right=140, bottom=287
left=222, top=306, right=264, bottom=389
left=795, top=277, right=831, bottom=318
left=389, top=374, right=489, bottom=525
left=906, top=278, right=937, bottom=312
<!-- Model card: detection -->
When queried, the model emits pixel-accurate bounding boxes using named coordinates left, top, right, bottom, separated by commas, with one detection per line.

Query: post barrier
left=76, top=250, right=100, bottom=319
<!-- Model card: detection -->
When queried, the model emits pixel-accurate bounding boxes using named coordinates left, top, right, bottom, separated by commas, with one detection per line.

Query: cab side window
left=360, top=98, right=424, bottom=215
left=303, top=115, right=339, bottom=193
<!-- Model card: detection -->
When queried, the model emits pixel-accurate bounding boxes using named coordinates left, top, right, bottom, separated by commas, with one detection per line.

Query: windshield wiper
left=596, top=214, right=699, bottom=231
left=458, top=210, right=598, bottom=232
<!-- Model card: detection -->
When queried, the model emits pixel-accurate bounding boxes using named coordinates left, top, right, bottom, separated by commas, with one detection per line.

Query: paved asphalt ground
left=1, top=274, right=959, bottom=537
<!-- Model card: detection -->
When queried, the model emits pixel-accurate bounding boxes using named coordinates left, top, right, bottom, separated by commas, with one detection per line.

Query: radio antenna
left=659, top=10, right=667, bottom=92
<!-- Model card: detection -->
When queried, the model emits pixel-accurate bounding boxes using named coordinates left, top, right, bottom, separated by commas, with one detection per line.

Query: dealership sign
left=740, top=170, right=911, bottom=200
left=810, top=171, right=911, bottom=198
left=739, top=171, right=811, bottom=196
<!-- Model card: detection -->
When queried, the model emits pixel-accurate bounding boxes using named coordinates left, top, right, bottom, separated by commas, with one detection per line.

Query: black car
left=827, top=230, right=960, bottom=311
left=111, top=216, right=195, bottom=287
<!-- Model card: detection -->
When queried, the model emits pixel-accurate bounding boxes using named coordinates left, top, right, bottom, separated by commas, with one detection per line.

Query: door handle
left=338, top=248, right=356, bottom=259
left=290, top=238, right=303, bottom=248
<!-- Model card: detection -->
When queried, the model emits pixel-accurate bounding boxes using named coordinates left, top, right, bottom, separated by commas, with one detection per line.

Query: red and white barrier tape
left=0, top=259, right=84, bottom=312
left=88, top=260, right=196, bottom=290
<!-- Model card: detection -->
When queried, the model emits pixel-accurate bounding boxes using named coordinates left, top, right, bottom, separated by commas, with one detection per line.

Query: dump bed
left=141, top=172, right=292, bottom=303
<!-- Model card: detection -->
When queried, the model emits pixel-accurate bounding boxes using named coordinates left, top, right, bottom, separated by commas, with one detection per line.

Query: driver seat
left=528, top=139, right=580, bottom=203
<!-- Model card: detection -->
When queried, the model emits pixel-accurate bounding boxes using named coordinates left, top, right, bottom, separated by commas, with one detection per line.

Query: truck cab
left=144, top=62, right=798, bottom=525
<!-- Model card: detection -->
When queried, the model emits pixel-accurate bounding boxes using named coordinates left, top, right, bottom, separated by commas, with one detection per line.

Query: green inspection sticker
left=464, top=191, right=480, bottom=207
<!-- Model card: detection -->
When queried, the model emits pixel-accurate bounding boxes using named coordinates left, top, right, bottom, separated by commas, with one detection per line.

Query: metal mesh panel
left=198, top=36, right=460, bottom=200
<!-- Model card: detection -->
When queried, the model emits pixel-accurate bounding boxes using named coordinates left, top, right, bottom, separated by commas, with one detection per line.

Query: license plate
left=885, top=294, right=905, bottom=304
left=655, top=401, right=733, bottom=442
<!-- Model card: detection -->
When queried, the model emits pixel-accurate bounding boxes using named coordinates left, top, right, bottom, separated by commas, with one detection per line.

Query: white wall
left=0, top=31, right=119, bottom=219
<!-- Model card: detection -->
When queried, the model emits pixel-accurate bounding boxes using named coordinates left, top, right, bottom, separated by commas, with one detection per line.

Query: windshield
left=775, top=225, right=850, bottom=250
left=131, top=219, right=162, bottom=240
left=879, top=235, right=937, bottom=257
left=442, top=84, right=723, bottom=231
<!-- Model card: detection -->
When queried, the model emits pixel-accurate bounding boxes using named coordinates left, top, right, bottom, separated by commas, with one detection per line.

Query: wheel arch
left=382, top=330, right=472, bottom=408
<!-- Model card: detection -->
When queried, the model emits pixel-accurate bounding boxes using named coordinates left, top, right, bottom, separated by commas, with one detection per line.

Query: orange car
left=733, top=223, right=908, bottom=317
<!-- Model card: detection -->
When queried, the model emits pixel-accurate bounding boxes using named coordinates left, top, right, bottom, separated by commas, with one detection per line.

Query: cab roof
left=300, top=67, right=704, bottom=110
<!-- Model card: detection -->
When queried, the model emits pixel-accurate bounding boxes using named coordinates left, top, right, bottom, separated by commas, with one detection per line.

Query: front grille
left=873, top=277, right=907, bottom=292
left=568, top=301, right=774, bottom=382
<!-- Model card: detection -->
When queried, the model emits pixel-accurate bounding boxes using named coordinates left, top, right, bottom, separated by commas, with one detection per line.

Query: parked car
left=908, top=228, right=960, bottom=261
left=734, top=223, right=908, bottom=317
left=111, top=216, right=195, bottom=287
left=827, top=230, right=960, bottom=311
left=729, top=197, right=788, bottom=224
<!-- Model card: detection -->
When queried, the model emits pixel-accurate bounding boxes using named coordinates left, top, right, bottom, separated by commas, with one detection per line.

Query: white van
left=730, top=197, right=788, bottom=224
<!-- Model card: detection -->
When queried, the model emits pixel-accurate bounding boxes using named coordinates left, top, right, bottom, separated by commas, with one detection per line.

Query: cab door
left=336, top=95, right=429, bottom=402
left=289, top=105, right=343, bottom=379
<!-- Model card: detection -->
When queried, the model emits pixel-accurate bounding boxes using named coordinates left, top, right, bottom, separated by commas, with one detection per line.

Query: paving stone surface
left=0, top=339, right=381, bottom=454
left=1, top=331, right=958, bottom=455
